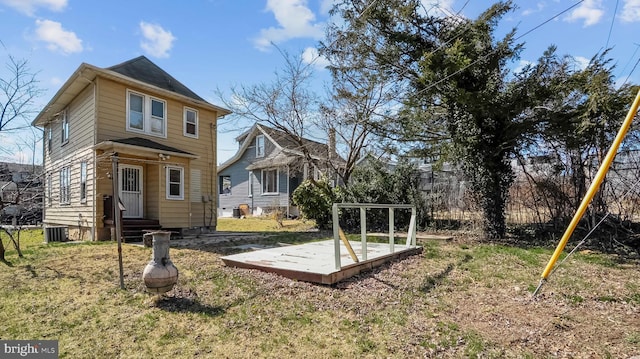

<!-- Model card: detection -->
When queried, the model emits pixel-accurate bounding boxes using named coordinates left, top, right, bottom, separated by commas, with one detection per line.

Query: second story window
left=127, top=90, right=166, bottom=137
left=61, top=111, right=69, bottom=145
left=47, top=128, right=52, bottom=154
left=256, top=135, right=265, bottom=158
left=184, top=107, right=198, bottom=138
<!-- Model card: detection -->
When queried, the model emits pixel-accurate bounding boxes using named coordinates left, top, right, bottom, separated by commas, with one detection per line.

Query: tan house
left=32, top=56, right=231, bottom=241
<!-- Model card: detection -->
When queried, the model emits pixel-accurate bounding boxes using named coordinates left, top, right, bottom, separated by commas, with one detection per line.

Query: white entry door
left=120, top=165, right=143, bottom=218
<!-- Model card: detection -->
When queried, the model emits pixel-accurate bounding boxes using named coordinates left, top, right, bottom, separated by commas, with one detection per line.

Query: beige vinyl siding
left=45, top=149, right=95, bottom=232
left=95, top=78, right=127, bottom=141
left=93, top=76, right=219, bottom=229
left=43, top=84, right=96, bottom=235
left=45, top=84, right=95, bottom=164
left=146, top=163, right=160, bottom=220
left=158, top=157, right=190, bottom=227
left=94, top=149, right=113, bottom=230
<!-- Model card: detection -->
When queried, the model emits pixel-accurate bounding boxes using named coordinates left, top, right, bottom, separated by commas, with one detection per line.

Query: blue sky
left=0, top=0, right=639, bottom=165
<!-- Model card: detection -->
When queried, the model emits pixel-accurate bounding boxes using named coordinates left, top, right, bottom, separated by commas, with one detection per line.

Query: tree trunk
left=467, top=154, right=512, bottom=240
left=479, top=170, right=509, bottom=239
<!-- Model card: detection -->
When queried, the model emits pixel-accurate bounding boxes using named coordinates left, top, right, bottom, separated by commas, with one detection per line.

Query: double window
left=261, top=168, right=278, bottom=195
left=59, top=167, right=70, bottom=205
left=127, top=90, right=166, bottom=137
left=166, top=166, right=184, bottom=200
left=184, top=107, right=198, bottom=138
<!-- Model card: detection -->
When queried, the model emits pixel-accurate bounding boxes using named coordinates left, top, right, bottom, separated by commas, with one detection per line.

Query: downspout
left=41, top=126, right=47, bottom=229
left=286, top=165, right=290, bottom=218
left=91, top=79, right=97, bottom=241
left=210, top=121, right=217, bottom=229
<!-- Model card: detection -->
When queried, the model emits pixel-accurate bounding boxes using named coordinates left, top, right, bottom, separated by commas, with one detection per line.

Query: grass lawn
left=0, top=226, right=639, bottom=358
left=216, top=216, right=317, bottom=232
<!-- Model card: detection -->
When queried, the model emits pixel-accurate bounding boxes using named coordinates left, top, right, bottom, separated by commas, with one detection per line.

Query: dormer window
left=256, top=135, right=265, bottom=158
left=127, top=90, right=166, bottom=137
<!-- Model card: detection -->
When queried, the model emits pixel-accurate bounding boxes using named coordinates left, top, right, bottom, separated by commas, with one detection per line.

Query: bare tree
left=0, top=45, right=41, bottom=263
left=319, top=32, right=401, bottom=184
left=217, top=48, right=325, bottom=182
left=0, top=45, right=41, bottom=134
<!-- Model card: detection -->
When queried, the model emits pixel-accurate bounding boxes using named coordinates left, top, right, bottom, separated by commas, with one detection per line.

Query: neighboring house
left=32, top=56, right=231, bottom=241
left=0, top=162, right=43, bottom=225
left=217, top=124, right=342, bottom=217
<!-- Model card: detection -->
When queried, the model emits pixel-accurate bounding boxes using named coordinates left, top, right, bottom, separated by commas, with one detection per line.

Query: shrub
left=292, top=178, right=336, bottom=230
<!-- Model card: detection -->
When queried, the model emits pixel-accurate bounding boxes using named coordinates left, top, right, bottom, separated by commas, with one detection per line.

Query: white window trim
left=59, top=166, right=70, bottom=205
left=256, top=135, right=265, bottom=158
left=61, top=110, right=69, bottom=145
left=47, top=174, right=52, bottom=206
left=261, top=168, right=279, bottom=195
left=183, top=107, right=199, bottom=138
left=248, top=171, right=253, bottom=197
left=219, top=175, right=231, bottom=196
left=47, top=128, right=52, bottom=153
left=80, top=161, right=87, bottom=204
left=126, top=89, right=167, bottom=138
left=166, top=166, right=184, bottom=200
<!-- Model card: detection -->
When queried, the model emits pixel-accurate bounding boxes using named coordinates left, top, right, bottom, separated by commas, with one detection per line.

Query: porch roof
left=245, top=152, right=296, bottom=170
left=95, top=137, right=199, bottom=159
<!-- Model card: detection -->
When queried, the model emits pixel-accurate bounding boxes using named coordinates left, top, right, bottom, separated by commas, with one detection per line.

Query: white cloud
left=139, top=22, right=175, bottom=58
left=254, top=0, right=324, bottom=51
left=522, top=2, right=546, bottom=16
left=513, top=59, right=533, bottom=74
left=301, top=47, right=330, bottom=69
left=50, top=76, right=63, bottom=86
left=564, top=0, right=604, bottom=27
left=620, top=0, right=640, bottom=22
left=319, top=0, right=334, bottom=15
left=573, top=56, right=590, bottom=70
left=34, top=19, right=83, bottom=54
left=420, top=0, right=456, bottom=17
left=0, top=0, right=66, bottom=16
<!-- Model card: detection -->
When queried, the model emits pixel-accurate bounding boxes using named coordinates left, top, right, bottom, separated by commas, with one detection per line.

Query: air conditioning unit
left=45, top=226, right=67, bottom=242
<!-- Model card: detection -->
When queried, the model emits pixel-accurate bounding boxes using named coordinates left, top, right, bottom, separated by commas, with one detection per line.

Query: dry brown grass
left=0, top=228, right=638, bottom=358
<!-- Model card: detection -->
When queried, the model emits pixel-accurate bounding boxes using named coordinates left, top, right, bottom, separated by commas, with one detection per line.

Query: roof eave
left=32, top=63, right=97, bottom=127
left=33, top=62, right=232, bottom=128
left=94, top=141, right=200, bottom=159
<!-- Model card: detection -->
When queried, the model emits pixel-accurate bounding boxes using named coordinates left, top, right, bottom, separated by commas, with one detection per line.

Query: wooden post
left=339, top=227, right=359, bottom=263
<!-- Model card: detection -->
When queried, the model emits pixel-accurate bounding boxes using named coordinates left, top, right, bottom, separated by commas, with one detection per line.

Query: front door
left=120, top=165, right=143, bottom=218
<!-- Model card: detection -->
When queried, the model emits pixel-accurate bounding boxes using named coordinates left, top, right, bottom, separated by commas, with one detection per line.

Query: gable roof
left=218, top=123, right=343, bottom=173
left=33, top=56, right=230, bottom=126
left=107, top=56, right=205, bottom=102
